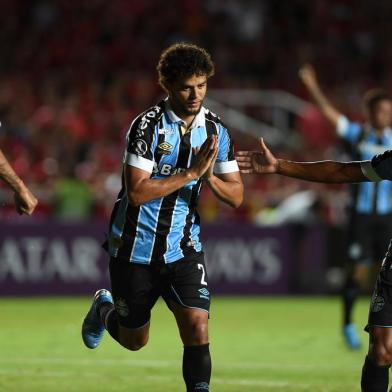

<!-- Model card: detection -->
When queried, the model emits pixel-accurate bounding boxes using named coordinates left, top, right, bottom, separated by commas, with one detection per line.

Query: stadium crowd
left=1, top=0, right=391, bottom=223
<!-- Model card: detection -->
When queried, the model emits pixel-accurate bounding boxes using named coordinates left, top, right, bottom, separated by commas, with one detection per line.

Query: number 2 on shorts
left=198, top=263, right=207, bottom=286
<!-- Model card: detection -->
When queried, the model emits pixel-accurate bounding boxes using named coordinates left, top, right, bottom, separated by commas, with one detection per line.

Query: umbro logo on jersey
left=157, top=142, right=173, bottom=155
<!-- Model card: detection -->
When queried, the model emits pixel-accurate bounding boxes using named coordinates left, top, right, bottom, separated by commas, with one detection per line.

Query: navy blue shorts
left=109, top=252, right=210, bottom=329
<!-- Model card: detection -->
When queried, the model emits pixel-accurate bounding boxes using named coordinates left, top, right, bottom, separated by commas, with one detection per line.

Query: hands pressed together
left=189, top=135, right=218, bottom=180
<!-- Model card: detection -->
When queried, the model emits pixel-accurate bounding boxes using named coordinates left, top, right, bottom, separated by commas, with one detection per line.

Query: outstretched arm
left=299, top=63, right=342, bottom=129
left=0, top=150, right=38, bottom=215
left=236, top=138, right=369, bottom=184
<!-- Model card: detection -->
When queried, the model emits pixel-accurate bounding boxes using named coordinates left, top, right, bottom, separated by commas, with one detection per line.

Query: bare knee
left=119, top=334, right=149, bottom=351
left=118, top=325, right=149, bottom=351
left=372, top=341, right=392, bottom=366
left=184, top=320, right=209, bottom=346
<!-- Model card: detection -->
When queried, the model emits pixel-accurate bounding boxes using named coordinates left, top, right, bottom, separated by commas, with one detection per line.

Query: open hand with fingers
left=236, top=138, right=279, bottom=174
left=189, top=135, right=218, bottom=179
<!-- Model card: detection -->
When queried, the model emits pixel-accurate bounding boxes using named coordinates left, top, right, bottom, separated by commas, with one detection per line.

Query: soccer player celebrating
left=299, top=64, right=392, bottom=350
left=82, top=43, right=243, bottom=392
left=237, top=139, right=392, bottom=392
left=0, top=149, right=37, bottom=215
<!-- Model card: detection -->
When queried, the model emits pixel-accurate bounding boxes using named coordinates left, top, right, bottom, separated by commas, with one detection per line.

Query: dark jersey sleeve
left=123, top=106, right=162, bottom=173
left=370, top=150, right=392, bottom=180
left=361, top=150, right=392, bottom=181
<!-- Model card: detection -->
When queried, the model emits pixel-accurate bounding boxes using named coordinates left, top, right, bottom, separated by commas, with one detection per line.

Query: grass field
left=0, top=296, right=370, bottom=392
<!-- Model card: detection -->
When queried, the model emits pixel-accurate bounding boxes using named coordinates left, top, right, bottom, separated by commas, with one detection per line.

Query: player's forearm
left=205, top=175, right=243, bottom=208
left=0, top=152, right=25, bottom=192
left=127, top=169, right=197, bottom=206
left=276, top=159, right=367, bottom=183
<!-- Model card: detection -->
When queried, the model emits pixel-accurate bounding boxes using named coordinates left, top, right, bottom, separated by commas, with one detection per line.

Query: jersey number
left=198, top=263, right=207, bottom=286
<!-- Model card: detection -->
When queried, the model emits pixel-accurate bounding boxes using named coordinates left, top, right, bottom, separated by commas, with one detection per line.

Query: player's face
left=167, top=74, right=207, bottom=117
left=369, top=99, right=392, bottom=129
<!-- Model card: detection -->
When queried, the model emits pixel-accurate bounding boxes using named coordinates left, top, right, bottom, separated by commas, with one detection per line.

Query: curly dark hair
left=157, top=43, right=215, bottom=88
left=363, top=88, right=391, bottom=112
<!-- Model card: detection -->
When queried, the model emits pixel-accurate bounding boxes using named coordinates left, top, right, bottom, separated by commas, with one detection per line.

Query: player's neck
left=169, top=100, right=196, bottom=128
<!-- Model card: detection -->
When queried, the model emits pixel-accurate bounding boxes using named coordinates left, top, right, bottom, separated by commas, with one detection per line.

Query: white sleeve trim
left=214, top=160, right=239, bottom=174
left=124, top=152, right=154, bottom=173
left=360, top=161, right=382, bottom=182
left=336, top=115, right=349, bottom=137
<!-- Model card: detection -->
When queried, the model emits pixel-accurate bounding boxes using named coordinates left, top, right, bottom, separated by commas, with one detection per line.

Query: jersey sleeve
left=214, top=126, right=239, bottom=174
left=336, top=115, right=362, bottom=144
left=361, top=150, right=392, bottom=181
left=123, top=114, right=156, bottom=173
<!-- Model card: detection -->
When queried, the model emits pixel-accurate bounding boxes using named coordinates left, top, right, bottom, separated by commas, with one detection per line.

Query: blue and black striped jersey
left=337, top=116, right=392, bottom=214
left=106, top=99, right=239, bottom=264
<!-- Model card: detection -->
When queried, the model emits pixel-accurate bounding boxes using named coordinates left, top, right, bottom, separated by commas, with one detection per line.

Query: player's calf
left=361, top=355, right=390, bottom=392
left=183, top=343, right=211, bottom=392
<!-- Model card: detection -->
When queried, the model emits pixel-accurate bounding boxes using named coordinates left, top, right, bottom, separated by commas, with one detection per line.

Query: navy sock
left=183, top=344, right=211, bottom=392
left=98, top=302, right=119, bottom=342
left=343, top=277, right=360, bottom=325
left=361, top=355, right=390, bottom=392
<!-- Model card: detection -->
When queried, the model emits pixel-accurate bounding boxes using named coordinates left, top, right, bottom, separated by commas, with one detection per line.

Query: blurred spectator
left=52, top=163, right=94, bottom=221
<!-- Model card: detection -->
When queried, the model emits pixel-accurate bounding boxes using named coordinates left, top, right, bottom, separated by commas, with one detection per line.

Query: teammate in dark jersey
left=81, top=43, right=243, bottom=392
left=237, top=140, right=392, bottom=392
left=299, top=64, right=392, bottom=350
left=0, top=148, right=37, bottom=215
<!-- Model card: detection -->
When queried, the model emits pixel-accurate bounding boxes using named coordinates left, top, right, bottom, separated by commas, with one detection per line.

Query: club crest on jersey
left=157, top=141, right=173, bottom=155
left=133, top=139, right=148, bottom=156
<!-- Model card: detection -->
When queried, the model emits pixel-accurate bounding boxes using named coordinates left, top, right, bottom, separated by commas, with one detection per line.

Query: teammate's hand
left=236, top=138, right=278, bottom=174
left=189, top=136, right=218, bottom=179
left=299, top=63, right=318, bottom=89
left=14, top=185, right=38, bottom=215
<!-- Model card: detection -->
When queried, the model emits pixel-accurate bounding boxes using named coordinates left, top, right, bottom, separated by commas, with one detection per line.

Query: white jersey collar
left=164, top=98, right=206, bottom=129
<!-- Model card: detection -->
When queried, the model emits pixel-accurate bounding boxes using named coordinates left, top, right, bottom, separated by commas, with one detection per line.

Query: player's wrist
left=275, top=159, right=283, bottom=174
left=11, top=178, right=26, bottom=193
left=185, top=168, right=198, bottom=181
left=204, top=172, right=216, bottom=184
